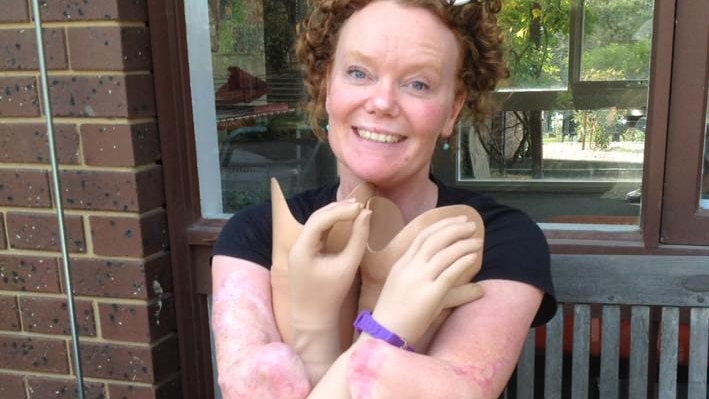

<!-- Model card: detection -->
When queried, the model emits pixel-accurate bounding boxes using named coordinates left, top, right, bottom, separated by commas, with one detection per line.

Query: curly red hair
left=295, top=0, right=509, bottom=139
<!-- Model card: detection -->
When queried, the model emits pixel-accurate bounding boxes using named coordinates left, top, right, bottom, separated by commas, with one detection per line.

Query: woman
left=211, top=1, right=556, bottom=398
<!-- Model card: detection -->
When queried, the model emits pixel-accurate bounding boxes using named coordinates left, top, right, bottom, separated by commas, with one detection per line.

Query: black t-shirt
left=213, top=179, right=557, bottom=326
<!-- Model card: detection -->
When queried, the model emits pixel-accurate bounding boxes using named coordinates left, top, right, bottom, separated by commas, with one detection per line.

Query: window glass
left=189, top=0, right=655, bottom=223
left=454, top=0, right=654, bottom=225
left=581, top=0, right=653, bottom=82
left=497, top=1, right=570, bottom=90
left=194, top=0, right=336, bottom=215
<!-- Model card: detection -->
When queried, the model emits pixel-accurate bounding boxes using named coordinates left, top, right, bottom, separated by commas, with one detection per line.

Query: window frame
left=659, top=0, right=709, bottom=245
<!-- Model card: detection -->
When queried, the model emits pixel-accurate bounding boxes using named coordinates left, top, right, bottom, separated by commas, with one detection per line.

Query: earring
left=442, top=139, right=451, bottom=151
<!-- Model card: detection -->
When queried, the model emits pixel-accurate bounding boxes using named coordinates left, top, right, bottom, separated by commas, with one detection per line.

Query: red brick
left=0, top=28, right=67, bottom=70
left=0, top=212, right=6, bottom=249
left=6, top=212, right=85, bottom=253
left=82, top=123, right=160, bottom=167
left=0, top=335, right=69, bottom=373
left=0, top=295, right=20, bottom=331
left=67, top=27, right=151, bottom=70
left=99, top=297, right=175, bottom=343
left=0, top=373, right=25, bottom=399
left=0, top=124, right=80, bottom=164
left=0, top=77, right=40, bottom=117
left=70, top=255, right=172, bottom=299
left=0, top=0, right=29, bottom=22
left=26, top=376, right=105, bottom=399
left=0, top=169, right=51, bottom=208
left=60, top=167, right=164, bottom=212
left=0, top=255, right=60, bottom=293
left=108, top=377, right=181, bottom=399
left=79, top=336, right=179, bottom=383
left=90, top=212, right=168, bottom=258
left=38, top=0, right=147, bottom=22
left=48, top=75, right=155, bottom=118
left=20, top=297, right=96, bottom=337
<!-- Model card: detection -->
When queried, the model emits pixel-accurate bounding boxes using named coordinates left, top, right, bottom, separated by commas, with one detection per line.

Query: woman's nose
left=365, top=80, right=399, bottom=117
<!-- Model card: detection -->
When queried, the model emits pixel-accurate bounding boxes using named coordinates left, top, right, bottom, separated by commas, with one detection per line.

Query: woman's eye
left=347, top=68, right=368, bottom=80
left=410, top=81, right=430, bottom=91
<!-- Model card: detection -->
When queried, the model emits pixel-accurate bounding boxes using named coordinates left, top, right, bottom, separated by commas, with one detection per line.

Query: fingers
left=440, top=283, right=485, bottom=308
left=409, top=217, right=478, bottom=262
left=428, top=237, right=482, bottom=280
left=295, top=200, right=365, bottom=253
left=338, top=208, right=372, bottom=264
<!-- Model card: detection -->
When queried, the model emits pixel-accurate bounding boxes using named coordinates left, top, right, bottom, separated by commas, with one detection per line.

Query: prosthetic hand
left=270, top=179, right=375, bottom=383
left=360, top=197, right=485, bottom=351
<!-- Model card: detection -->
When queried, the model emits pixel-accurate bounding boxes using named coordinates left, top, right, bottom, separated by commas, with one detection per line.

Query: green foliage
left=499, top=0, right=572, bottom=88
left=583, top=41, right=651, bottom=81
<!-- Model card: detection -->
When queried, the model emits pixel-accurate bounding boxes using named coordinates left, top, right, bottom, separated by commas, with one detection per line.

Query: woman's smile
left=354, top=127, right=404, bottom=144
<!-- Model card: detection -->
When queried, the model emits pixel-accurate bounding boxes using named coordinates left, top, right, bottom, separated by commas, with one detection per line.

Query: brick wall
left=0, top=1, right=179, bottom=398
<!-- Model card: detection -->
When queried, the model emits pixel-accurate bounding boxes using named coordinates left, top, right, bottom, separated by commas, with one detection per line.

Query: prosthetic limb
left=359, top=196, right=485, bottom=352
left=270, top=178, right=376, bottom=350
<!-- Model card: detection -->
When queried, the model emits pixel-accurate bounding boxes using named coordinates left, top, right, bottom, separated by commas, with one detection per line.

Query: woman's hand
left=371, top=215, right=483, bottom=346
left=288, top=199, right=372, bottom=384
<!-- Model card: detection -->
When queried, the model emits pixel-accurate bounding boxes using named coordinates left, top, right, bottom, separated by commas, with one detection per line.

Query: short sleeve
left=211, top=202, right=274, bottom=269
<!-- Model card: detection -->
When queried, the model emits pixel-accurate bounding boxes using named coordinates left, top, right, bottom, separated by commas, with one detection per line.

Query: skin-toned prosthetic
left=271, top=178, right=485, bottom=386
left=359, top=196, right=485, bottom=352
left=309, top=215, right=485, bottom=398
left=271, top=178, right=375, bottom=383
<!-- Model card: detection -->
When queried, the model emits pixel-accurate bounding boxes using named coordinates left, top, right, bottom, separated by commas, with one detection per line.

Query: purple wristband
left=354, top=310, right=415, bottom=352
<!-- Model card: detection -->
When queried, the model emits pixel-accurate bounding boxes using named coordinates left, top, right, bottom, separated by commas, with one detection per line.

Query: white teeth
left=357, top=129, right=402, bottom=143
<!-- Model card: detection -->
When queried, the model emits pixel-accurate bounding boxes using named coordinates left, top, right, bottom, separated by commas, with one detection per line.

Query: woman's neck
left=337, top=171, right=438, bottom=223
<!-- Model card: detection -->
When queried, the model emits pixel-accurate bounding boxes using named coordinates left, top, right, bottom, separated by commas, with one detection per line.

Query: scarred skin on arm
left=211, top=256, right=311, bottom=399
left=345, top=279, right=543, bottom=399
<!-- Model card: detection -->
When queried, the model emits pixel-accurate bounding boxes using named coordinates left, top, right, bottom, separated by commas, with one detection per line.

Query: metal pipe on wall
left=30, top=1, right=86, bottom=397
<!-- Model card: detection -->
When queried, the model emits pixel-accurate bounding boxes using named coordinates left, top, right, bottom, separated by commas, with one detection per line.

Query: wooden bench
left=504, top=255, right=709, bottom=399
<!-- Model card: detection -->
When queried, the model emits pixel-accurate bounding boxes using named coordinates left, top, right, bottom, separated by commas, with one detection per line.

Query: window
left=446, top=0, right=654, bottom=227
left=185, top=0, right=706, bottom=238
left=187, top=0, right=335, bottom=217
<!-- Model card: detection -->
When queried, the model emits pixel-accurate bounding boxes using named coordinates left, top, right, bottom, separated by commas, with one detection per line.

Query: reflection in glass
left=459, top=108, right=646, bottom=224
left=456, top=1, right=656, bottom=225
left=498, top=1, right=569, bottom=90
left=209, top=0, right=336, bottom=213
left=582, top=0, right=654, bottom=81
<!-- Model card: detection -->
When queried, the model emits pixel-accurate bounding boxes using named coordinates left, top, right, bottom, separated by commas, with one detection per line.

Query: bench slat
left=688, top=308, right=709, bottom=399
left=629, top=306, right=650, bottom=398
left=544, top=307, right=564, bottom=399
left=571, top=305, right=590, bottom=398
left=516, top=329, right=536, bottom=399
left=658, top=307, right=679, bottom=399
left=599, top=305, right=620, bottom=399
left=552, top=255, right=709, bottom=307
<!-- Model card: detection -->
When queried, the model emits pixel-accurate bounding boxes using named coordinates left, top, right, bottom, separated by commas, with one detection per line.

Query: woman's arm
left=211, top=256, right=311, bottom=399
left=346, top=279, right=543, bottom=399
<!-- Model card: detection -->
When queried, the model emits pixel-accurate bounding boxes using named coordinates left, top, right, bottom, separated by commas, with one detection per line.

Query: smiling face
left=325, top=0, right=465, bottom=190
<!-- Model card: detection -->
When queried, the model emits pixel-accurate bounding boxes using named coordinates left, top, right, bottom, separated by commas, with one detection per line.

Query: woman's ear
left=442, top=92, right=467, bottom=139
